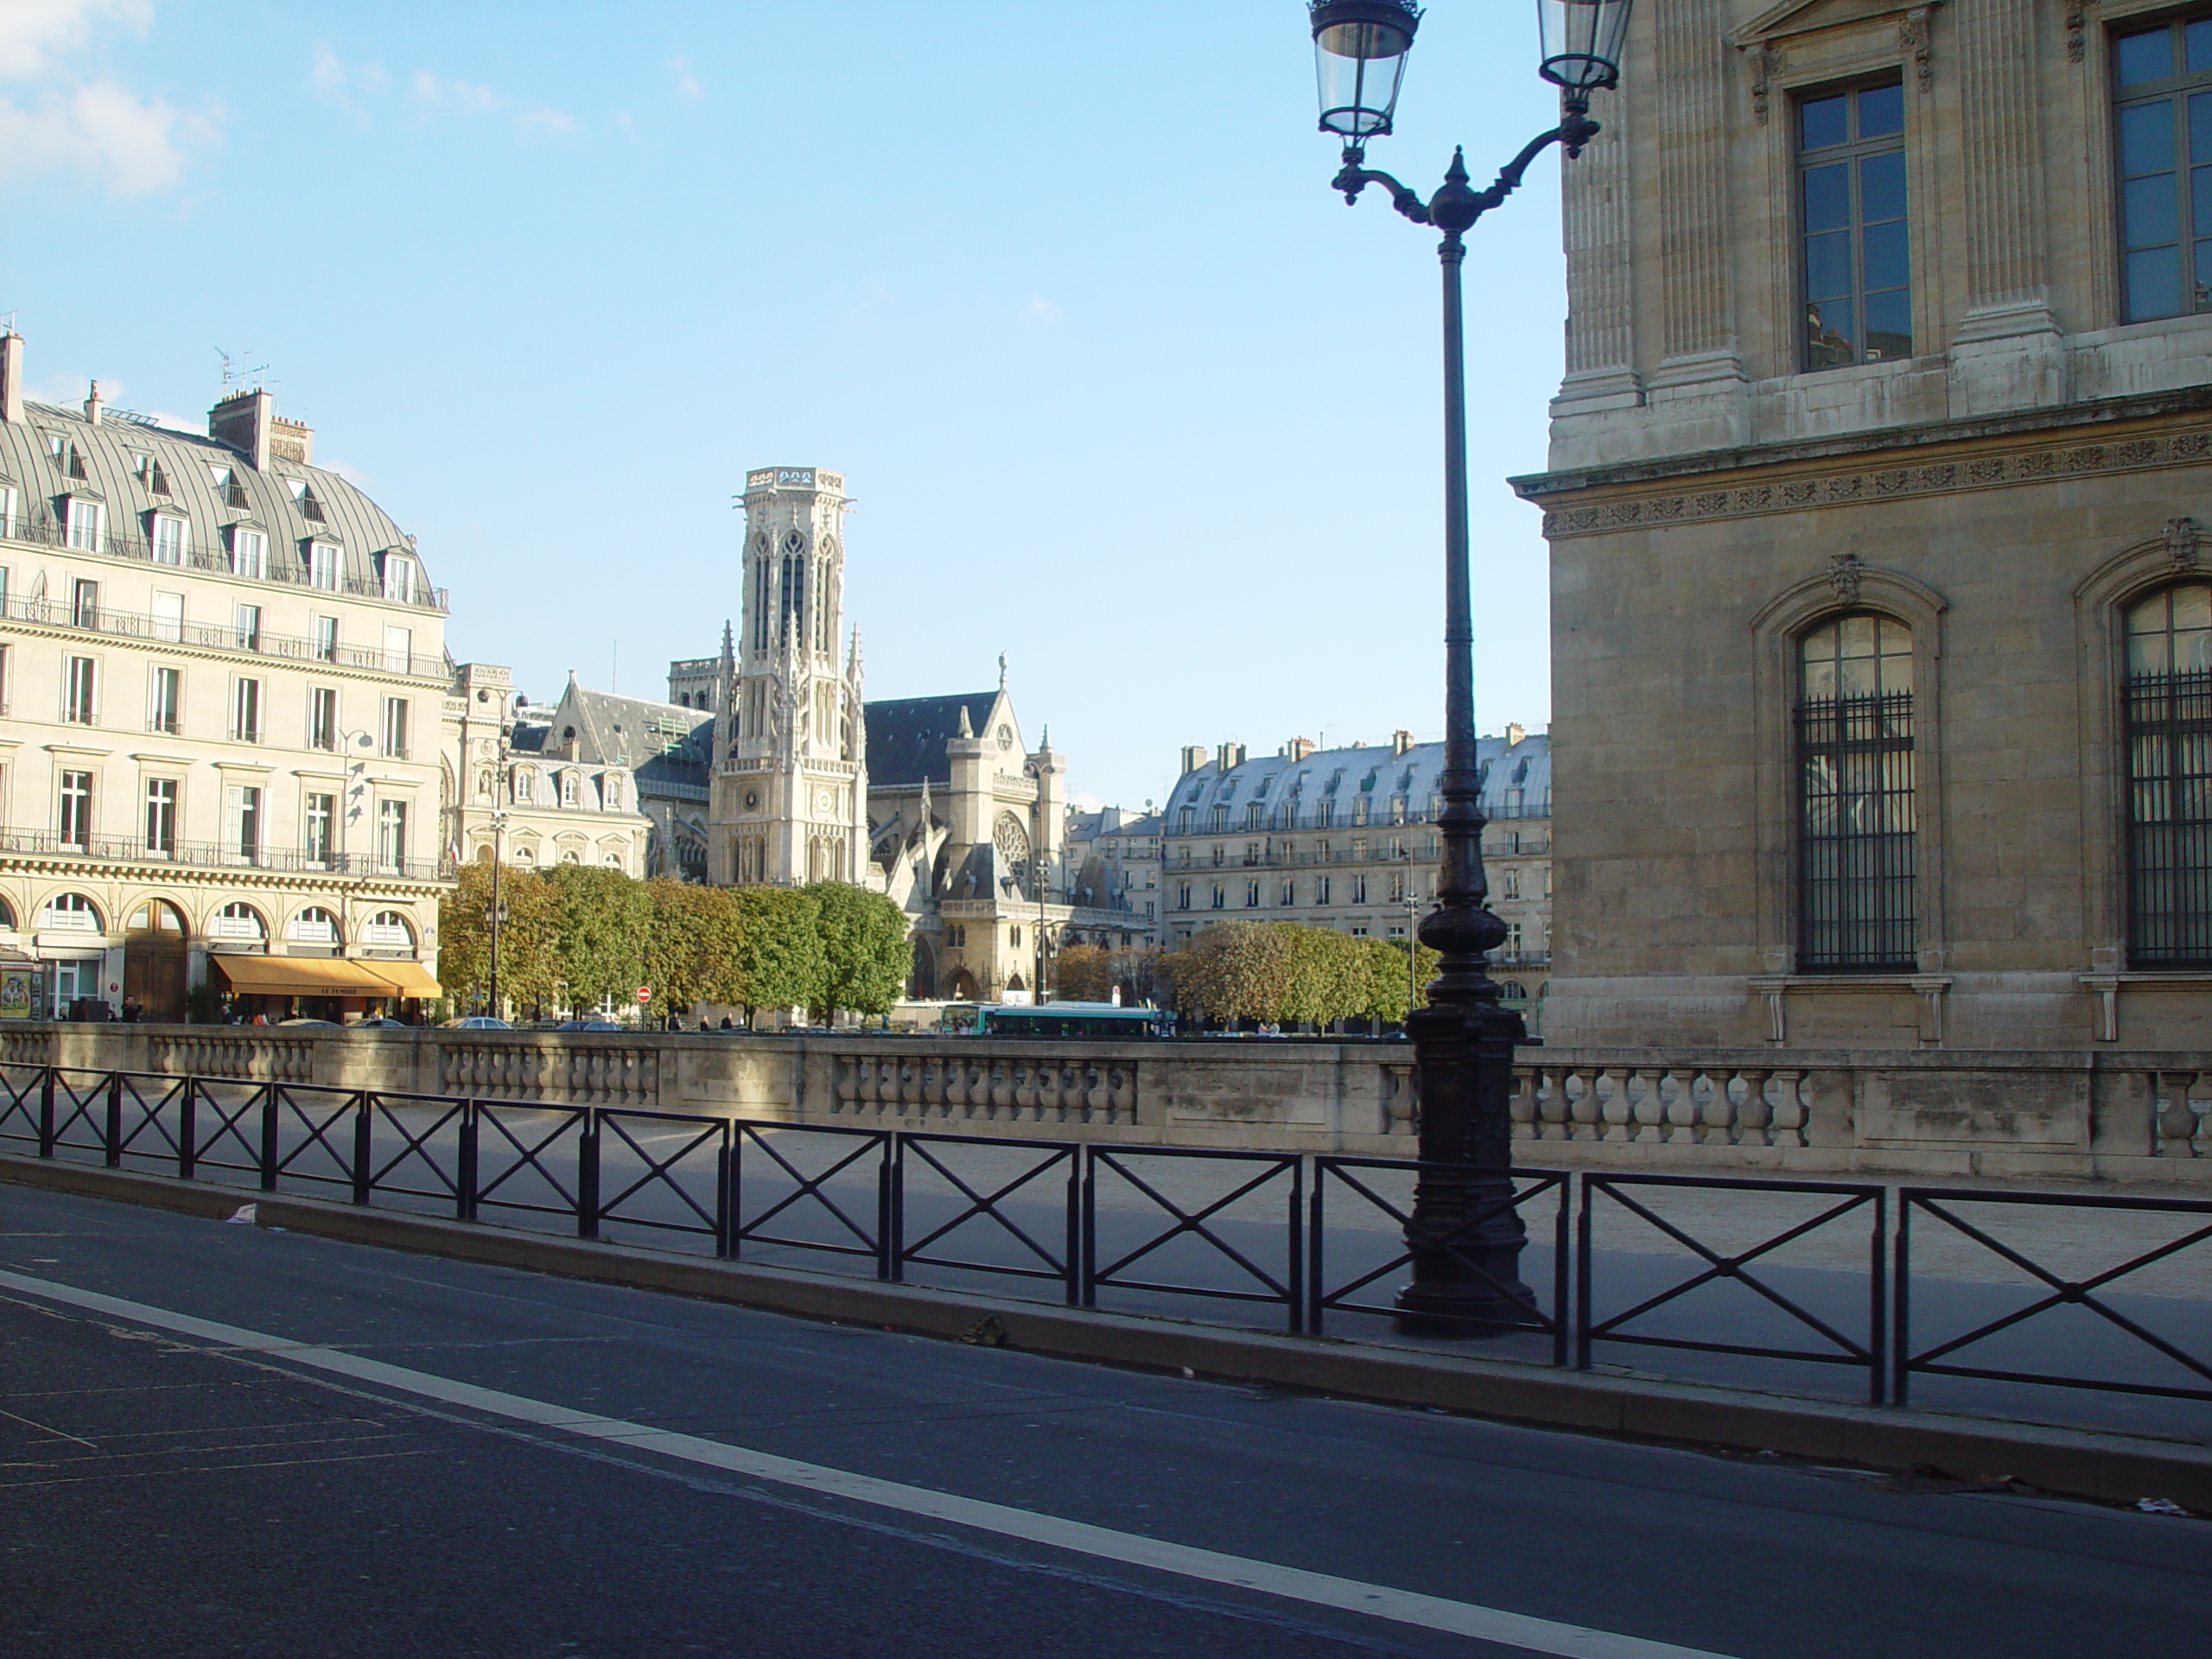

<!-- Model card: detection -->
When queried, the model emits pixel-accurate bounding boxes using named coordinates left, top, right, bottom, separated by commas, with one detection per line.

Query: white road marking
left=0, top=1268, right=1738, bottom=1659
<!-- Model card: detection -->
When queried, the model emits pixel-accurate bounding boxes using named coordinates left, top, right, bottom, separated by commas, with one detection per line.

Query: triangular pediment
left=1735, top=0, right=1936, bottom=48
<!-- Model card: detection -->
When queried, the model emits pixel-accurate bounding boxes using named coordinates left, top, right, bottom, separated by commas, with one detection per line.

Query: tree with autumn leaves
left=1160, top=921, right=1439, bottom=1030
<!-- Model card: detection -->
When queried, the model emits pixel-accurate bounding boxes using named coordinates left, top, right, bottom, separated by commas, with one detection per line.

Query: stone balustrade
left=4, top=1024, right=2208, bottom=1182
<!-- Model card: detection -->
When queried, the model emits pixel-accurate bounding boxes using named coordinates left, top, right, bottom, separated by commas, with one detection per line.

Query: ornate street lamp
left=1308, top=0, right=1630, bottom=1335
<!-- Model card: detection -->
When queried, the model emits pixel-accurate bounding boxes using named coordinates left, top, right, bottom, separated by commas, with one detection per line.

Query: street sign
left=635, top=987, right=652, bottom=1003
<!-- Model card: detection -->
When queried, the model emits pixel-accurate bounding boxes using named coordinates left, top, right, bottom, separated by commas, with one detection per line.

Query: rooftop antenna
left=214, top=348, right=270, bottom=393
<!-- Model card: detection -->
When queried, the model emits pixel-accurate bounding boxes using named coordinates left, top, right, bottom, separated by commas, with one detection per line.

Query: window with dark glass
left=1797, top=615, right=1916, bottom=970
left=143, top=778, right=176, bottom=855
left=2124, top=583, right=2212, bottom=964
left=58, top=770, right=92, bottom=846
left=2113, top=15, right=2212, bottom=321
left=1798, top=79, right=1910, bottom=369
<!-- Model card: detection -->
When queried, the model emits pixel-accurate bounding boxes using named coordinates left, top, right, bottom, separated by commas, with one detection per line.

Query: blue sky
left=0, top=0, right=1578, bottom=811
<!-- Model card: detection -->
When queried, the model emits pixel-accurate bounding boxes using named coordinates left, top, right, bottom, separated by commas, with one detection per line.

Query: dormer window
left=66, top=496, right=104, bottom=552
left=381, top=550, right=418, bottom=604
left=54, top=438, right=88, bottom=480
left=229, top=524, right=267, bottom=579
left=151, top=512, right=187, bottom=566
left=208, top=465, right=249, bottom=509
left=133, top=454, right=170, bottom=495
left=289, top=479, right=327, bottom=523
left=307, top=540, right=340, bottom=592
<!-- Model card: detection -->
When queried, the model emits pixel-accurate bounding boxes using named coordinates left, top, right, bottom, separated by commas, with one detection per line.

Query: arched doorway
left=124, top=900, right=188, bottom=1020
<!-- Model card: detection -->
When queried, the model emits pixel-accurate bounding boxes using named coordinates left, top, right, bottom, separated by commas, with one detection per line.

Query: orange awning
left=368, top=961, right=442, bottom=998
left=212, top=956, right=402, bottom=996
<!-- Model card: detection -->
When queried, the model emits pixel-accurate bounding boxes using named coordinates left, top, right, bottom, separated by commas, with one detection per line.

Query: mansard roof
left=863, top=690, right=1000, bottom=788
left=543, top=683, right=709, bottom=768
left=1161, top=731, right=1552, bottom=830
left=1, top=398, right=432, bottom=604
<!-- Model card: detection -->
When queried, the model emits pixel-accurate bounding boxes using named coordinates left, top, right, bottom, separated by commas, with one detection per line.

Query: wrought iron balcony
left=0, top=512, right=448, bottom=612
left=0, top=592, right=449, bottom=680
left=0, top=828, right=453, bottom=883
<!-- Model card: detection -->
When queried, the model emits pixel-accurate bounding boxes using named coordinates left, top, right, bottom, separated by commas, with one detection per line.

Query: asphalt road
left=0, top=1182, right=2205, bottom=1659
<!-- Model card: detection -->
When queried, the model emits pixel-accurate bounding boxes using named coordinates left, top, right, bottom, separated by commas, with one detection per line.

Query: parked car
left=441, top=1016, right=512, bottom=1029
left=350, top=1017, right=409, bottom=1029
left=552, top=1019, right=625, bottom=1033
left=278, top=1019, right=341, bottom=1028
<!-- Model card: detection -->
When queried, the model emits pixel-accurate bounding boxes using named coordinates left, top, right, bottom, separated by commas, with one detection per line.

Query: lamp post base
left=1392, top=995, right=1534, bottom=1338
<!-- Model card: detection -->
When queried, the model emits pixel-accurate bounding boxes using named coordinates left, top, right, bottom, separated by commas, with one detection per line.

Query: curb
left=3, top=1152, right=2207, bottom=1512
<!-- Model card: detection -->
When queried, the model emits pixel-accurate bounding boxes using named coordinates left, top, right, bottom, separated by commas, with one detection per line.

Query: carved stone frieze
left=2066, top=0, right=2097, bottom=64
left=1901, top=6, right=1934, bottom=90
left=1535, top=428, right=2212, bottom=538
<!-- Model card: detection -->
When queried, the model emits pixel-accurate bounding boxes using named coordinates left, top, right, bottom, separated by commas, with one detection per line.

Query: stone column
left=1948, top=0, right=2067, bottom=410
left=1551, top=111, right=1642, bottom=422
left=1645, top=0, right=1749, bottom=442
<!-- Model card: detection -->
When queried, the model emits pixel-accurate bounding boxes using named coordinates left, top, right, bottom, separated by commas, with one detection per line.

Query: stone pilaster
left=1646, top=0, right=1748, bottom=443
left=1550, top=107, right=1643, bottom=423
left=1948, top=0, right=2066, bottom=410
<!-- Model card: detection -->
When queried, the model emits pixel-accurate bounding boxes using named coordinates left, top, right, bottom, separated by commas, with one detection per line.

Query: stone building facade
left=0, top=334, right=450, bottom=1019
left=445, top=663, right=655, bottom=878
left=1514, top=0, right=2212, bottom=1051
left=1160, top=731, right=1554, bottom=1032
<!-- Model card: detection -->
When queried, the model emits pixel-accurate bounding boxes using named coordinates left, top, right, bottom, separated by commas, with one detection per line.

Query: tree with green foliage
left=543, top=863, right=652, bottom=1014
left=805, top=881, right=912, bottom=1020
left=726, top=886, right=827, bottom=1023
left=436, top=859, right=562, bottom=1016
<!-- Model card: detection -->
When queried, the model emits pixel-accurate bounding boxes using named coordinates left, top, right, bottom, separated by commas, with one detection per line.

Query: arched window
left=362, top=910, right=413, bottom=949
left=779, top=528, right=807, bottom=645
left=40, top=892, right=104, bottom=932
left=561, top=771, right=580, bottom=807
left=2124, top=582, right=2212, bottom=964
left=516, top=766, right=537, bottom=803
left=0, top=896, right=14, bottom=930
left=288, top=906, right=341, bottom=945
left=1797, top=614, right=1916, bottom=971
left=212, top=900, right=267, bottom=944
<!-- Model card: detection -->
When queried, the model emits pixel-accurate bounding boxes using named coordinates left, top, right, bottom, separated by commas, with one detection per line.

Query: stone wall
left=3, top=1025, right=2208, bottom=1183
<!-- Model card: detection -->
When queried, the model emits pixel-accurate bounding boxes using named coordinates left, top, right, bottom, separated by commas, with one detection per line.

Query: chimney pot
left=83, top=380, right=102, bottom=426
left=1, top=332, right=26, bottom=424
left=1505, top=721, right=1526, bottom=747
left=1179, top=744, right=1209, bottom=775
left=1392, top=729, right=1413, bottom=755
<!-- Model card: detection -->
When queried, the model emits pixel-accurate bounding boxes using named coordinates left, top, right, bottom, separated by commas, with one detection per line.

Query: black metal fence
left=3, top=1064, right=2207, bottom=1418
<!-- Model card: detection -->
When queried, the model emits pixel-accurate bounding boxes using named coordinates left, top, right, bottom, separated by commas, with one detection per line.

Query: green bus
left=938, top=1001, right=1163, bottom=1039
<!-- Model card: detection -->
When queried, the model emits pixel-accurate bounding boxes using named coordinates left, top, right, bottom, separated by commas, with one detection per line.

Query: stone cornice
left=1516, top=389, right=2212, bottom=539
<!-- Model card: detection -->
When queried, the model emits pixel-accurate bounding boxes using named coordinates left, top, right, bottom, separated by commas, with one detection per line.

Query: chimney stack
left=83, top=380, right=103, bottom=427
left=1179, top=744, right=1209, bottom=775
left=208, top=387, right=276, bottom=471
left=0, top=332, right=23, bottom=425
left=1505, top=721, right=1526, bottom=747
left=1217, top=741, right=1246, bottom=772
left=1391, top=729, right=1414, bottom=755
left=1286, top=736, right=1315, bottom=762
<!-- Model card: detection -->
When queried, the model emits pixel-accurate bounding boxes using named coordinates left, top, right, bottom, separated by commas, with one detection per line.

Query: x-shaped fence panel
left=1579, top=1173, right=1887, bottom=1403
left=1084, top=1147, right=1303, bottom=1331
left=474, top=1101, right=590, bottom=1234
left=188, top=1079, right=277, bottom=1185
left=893, top=1132, right=1079, bottom=1302
left=359, top=1092, right=471, bottom=1213
left=731, top=1122, right=892, bottom=1273
left=45, top=1070, right=112, bottom=1159
left=0, top=1065, right=42, bottom=1148
left=1896, top=1187, right=2212, bottom=1405
left=263, top=1084, right=367, bottom=1196
left=107, top=1072, right=190, bottom=1170
left=595, top=1109, right=728, bottom=1252
left=1311, top=1158, right=1569, bottom=1357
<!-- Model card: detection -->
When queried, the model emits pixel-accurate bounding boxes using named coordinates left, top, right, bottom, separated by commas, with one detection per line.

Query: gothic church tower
left=709, top=466, right=867, bottom=886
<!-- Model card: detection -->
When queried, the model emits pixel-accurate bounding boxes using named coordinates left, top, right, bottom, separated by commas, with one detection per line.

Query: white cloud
left=0, top=79, right=216, bottom=194
left=1024, top=295, right=1065, bottom=325
left=411, top=69, right=499, bottom=115
left=310, top=47, right=386, bottom=109
left=0, top=0, right=151, bottom=78
left=0, top=0, right=215, bottom=194
left=669, top=56, right=702, bottom=99
left=409, top=67, right=576, bottom=137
